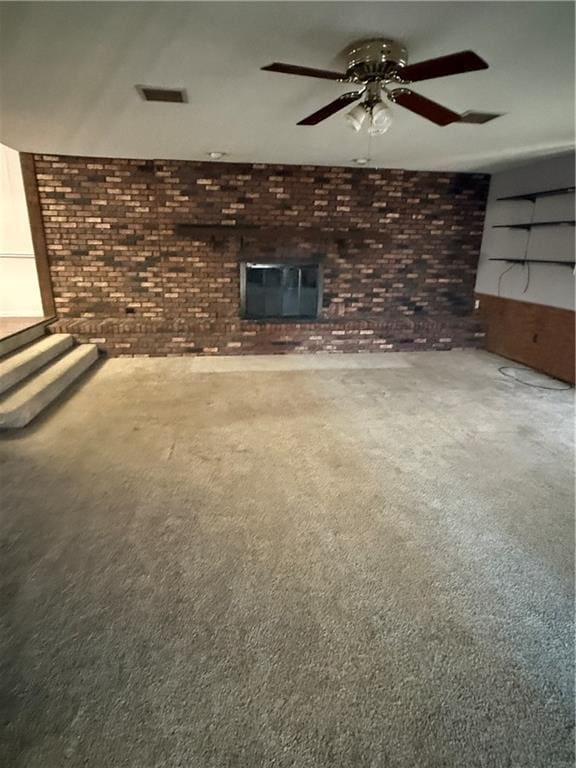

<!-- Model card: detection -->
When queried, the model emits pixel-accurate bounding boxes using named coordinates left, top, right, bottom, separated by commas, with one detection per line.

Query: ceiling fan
left=261, top=39, right=501, bottom=132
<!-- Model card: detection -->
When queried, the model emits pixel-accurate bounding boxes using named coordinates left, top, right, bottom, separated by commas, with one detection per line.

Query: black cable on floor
left=498, top=366, right=572, bottom=391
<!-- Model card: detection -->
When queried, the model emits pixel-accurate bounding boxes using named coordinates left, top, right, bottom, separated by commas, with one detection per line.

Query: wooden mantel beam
left=174, top=223, right=384, bottom=243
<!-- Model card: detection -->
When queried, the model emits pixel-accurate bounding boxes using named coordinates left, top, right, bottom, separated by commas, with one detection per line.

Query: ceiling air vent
left=136, top=85, right=188, bottom=103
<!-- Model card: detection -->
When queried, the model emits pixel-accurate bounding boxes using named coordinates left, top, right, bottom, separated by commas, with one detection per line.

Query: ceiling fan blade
left=297, top=91, right=364, bottom=126
left=459, top=110, right=503, bottom=124
left=261, top=62, right=347, bottom=81
left=400, top=50, right=488, bottom=82
left=389, top=88, right=460, bottom=126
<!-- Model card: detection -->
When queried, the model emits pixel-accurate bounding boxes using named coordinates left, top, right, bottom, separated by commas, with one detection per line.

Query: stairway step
left=0, top=322, right=46, bottom=358
left=0, top=344, right=98, bottom=428
left=0, top=334, right=74, bottom=395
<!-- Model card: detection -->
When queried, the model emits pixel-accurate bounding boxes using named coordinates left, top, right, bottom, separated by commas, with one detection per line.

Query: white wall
left=475, top=153, right=575, bottom=311
left=0, top=143, right=43, bottom=316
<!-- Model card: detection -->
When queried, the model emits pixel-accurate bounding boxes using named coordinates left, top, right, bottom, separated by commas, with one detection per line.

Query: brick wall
left=34, top=154, right=489, bottom=355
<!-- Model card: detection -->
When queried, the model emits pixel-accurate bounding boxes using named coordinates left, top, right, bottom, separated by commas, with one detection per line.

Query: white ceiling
left=0, top=1, right=574, bottom=172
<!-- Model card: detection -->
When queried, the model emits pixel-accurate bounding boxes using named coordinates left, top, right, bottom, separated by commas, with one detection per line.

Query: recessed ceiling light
left=207, top=151, right=227, bottom=160
left=353, top=157, right=370, bottom=165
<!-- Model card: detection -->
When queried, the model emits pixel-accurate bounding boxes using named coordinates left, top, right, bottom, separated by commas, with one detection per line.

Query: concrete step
left=0, top=344, right=98, bottom=428
left=0, top=334, right=74, bottom=395
left=0, top=322, right=46, bottom=358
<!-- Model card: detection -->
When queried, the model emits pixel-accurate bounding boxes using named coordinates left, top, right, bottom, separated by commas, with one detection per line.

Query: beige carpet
left=0, top=350, right=573, bottom=767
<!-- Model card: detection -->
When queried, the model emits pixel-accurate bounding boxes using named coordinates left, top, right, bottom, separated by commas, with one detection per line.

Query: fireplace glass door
left=241, top=263, right=321, bottom=320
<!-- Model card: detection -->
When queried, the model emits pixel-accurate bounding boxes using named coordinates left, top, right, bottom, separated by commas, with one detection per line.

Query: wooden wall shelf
left=492, top=220, right=575, bottom=230
left=489, top=258, right=575, bottom=267
left=497, top=186, right=575, bottom=202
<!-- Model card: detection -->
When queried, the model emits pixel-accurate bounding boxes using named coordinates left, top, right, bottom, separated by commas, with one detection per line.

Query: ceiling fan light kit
left=262, top=37, right=498, bottom=133
left=344, top=82, right=394, bottom=135
left=368, top=100, right=393, bottom=135
left=345, top=103, right=368, bottom=132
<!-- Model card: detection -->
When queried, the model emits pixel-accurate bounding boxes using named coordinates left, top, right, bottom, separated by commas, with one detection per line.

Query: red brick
left=34, top=154, right=489, bottom=356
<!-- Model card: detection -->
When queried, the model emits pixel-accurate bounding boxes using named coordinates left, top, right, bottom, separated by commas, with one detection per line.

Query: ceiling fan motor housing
left=345, top=39, right=408, bottom=82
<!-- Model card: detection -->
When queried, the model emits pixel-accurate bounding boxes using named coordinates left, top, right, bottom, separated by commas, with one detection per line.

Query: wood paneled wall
left=477, top=293, right=575, bottom=383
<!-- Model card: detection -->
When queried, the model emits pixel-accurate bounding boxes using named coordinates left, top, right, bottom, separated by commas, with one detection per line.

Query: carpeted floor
left=0, top=350, right=573, bottom=767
